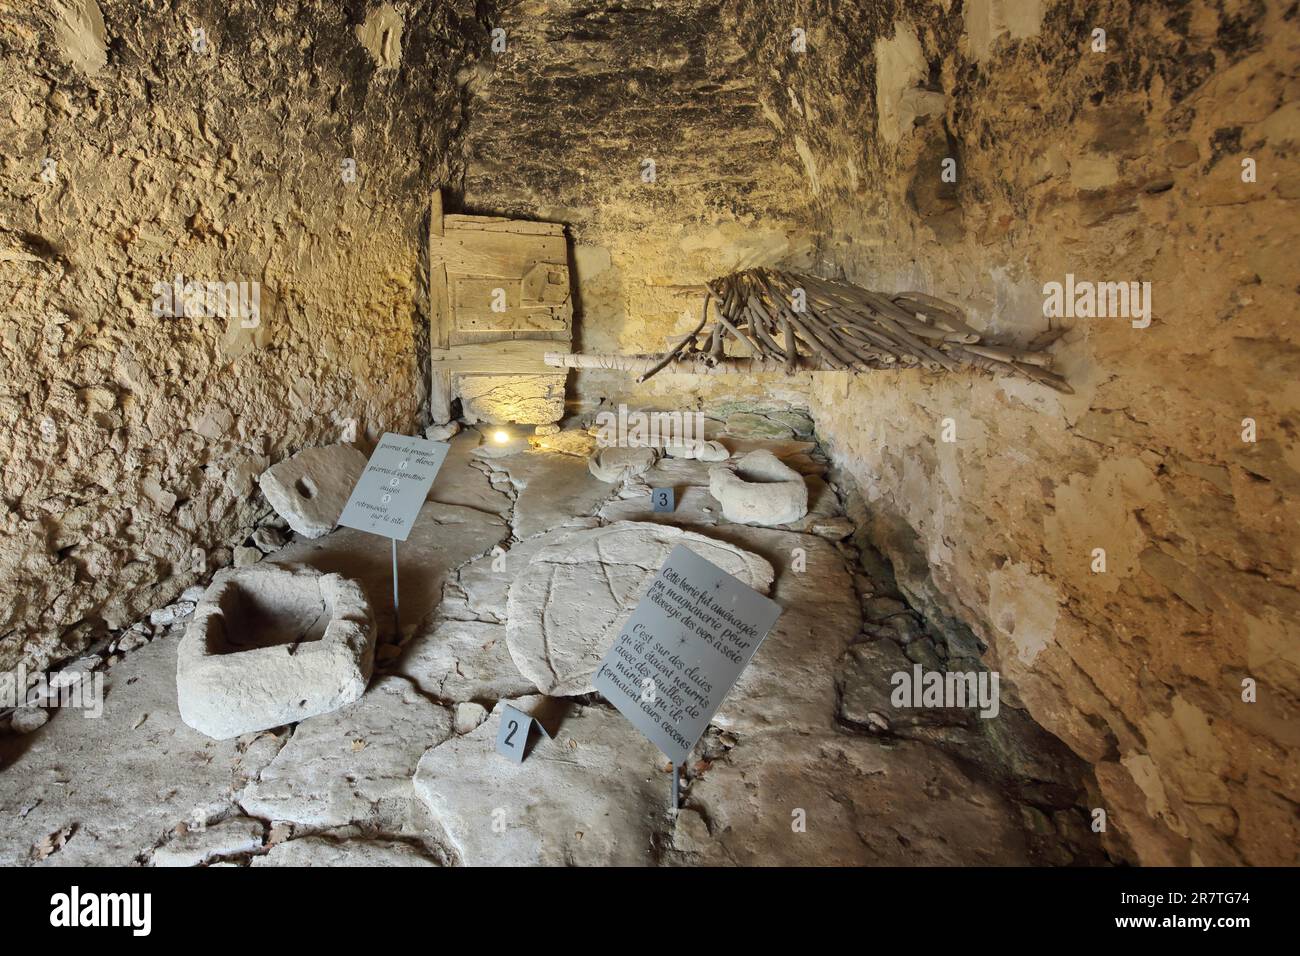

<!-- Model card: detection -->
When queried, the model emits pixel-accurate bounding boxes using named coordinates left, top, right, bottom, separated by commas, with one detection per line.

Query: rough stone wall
left=728, top=0, right=1300, bottom=865
left=459, top=0, right=1298, bottom=866
left=4, top=0, right=1293, bottom=869
left=0, top=0, right=484, bottom=675
left=459, top=0, right=814, bottom=414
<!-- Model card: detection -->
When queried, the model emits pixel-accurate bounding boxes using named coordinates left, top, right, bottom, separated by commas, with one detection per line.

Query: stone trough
left=177, top=563, right=376, bottom=740
left=708, top=449, right=809, bottom=526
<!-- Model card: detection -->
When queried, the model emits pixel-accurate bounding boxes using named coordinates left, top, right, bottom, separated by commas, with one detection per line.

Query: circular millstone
left=505, top=521, right=774, bottom=696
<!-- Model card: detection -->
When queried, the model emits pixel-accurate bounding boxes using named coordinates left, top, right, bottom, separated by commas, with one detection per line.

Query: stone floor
left=0, top=427, right=1108, bottom=866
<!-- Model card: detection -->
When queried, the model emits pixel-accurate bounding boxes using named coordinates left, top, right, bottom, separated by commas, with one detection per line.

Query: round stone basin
left=177, top=563, right=376, bottom=740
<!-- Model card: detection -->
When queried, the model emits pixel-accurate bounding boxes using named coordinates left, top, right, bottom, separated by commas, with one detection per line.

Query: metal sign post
left=392, top=537, right=400, bottom=635
left=592, top=545, right=782, bottom=816
left=337, top=433, right=451, bottom=637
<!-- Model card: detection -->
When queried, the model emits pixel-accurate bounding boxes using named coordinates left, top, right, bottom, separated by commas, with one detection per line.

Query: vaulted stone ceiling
left=460, top=0, right=806, bottom=233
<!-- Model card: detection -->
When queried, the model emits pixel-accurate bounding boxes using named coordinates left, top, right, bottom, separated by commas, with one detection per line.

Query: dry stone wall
left=730, top=0, right=1300, bottom=865
left=0, top=0, right=486, bottom=675
left=461, top=0, right=1299, bottom=866
left=2, top=0, right=1294, bottom=870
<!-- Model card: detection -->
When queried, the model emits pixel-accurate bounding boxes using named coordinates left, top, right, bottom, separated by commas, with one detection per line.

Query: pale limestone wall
left=735, top=0, right=1300, bottom=865
left=0, top=0, right=482, bottom=674
left=4, top=0, right=1293, bottom=868
left=466, top=0, right=1299, bottom=865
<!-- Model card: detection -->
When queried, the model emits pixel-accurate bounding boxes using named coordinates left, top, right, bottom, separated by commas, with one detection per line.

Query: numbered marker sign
left=651, top=487, right=675, bottom=512
left=495, top=704, right=551, bottom=763
left=337, top=433, right=450, bottom=541
left=592, top=545, right=782, bottom=766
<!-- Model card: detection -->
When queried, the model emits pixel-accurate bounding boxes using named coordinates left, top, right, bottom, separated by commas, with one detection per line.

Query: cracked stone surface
left=457, top=373, right=566, bottom=425
left=0, top=432, right=1104, bottom=867
left=683, top=732, right=1033, bottom=866
left=709, top=528, right=861, bottom=735
left=427, top=430, right=513, bottom=519
left=413, top=696, right=667, bottom=866
left=240, top=676, right=453, bottom=830
left=268, top=501, right=508, bottom=640
left=479, top=448, right=619, bottom=540
left=505, top=521, right=775, bottom=696
left=441, top=519, right=601, bottom=624
left=0, top=638, right=281, bottom=866
left=600, top=485, right=721, bottom=528
left=252, top=833, right=440, bottom=866
left=151, top=816, right=265, bottom=867
left=396, top=619, right=537, bottom=703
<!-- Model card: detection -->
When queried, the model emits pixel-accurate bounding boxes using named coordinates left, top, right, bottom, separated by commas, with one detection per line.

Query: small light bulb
left=493, top=429, right=510, bottom=444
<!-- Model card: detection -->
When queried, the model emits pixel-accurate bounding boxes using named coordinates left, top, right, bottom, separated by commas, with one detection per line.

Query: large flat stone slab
left=684, top=732, right=1033, bottom=865
left=177, top=564, right=376, bottom=740
left=599, top=485, right=720, bottom=528
left=479, top=449, right=618, bottom=540
left=639, top=456, right=717, bottom=487
left=258, top=444, right=367, bottom=538
left=268, top=501, right=508, bottom=639
left=0, top=639, right=281, bottom=866
left=413, top=697, right=668, bottom=865
left=251, top=834, right=439, bottom=866
left=441, top=519, right=600, bottom=623
left=240, top=676, right=452, bottom=830
left=396, top=619, right=536, bottom=703
left=505, top=522, right=775, bottom=696
left=708, top=528, right=861, bottom=734
left=427, top=430, right=512, bottom=518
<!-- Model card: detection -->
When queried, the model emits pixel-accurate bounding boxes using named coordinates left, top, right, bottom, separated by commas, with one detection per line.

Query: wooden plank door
left=428, top=192, right=572, bottom=425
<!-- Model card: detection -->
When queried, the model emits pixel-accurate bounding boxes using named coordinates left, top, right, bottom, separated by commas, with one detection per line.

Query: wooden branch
left=636, top=294, right=711, bottom=384
left=551, top=268, right=1067, bottom=393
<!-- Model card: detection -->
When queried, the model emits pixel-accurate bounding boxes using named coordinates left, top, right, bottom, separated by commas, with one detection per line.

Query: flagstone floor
left=0, top=428, right=1108, bottom=866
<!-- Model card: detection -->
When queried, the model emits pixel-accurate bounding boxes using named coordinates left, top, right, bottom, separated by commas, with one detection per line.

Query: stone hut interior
left=0, top=0, right=1296, bottom=875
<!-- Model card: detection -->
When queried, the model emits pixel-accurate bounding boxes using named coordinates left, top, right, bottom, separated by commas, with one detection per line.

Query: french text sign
left=337, top=434, right=449, bottom=541
left=592, top=545, right=781, bottom=766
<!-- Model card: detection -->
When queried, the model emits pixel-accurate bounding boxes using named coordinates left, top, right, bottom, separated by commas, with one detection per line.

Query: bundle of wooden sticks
left=547, top=268, right=1070, bottom=393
